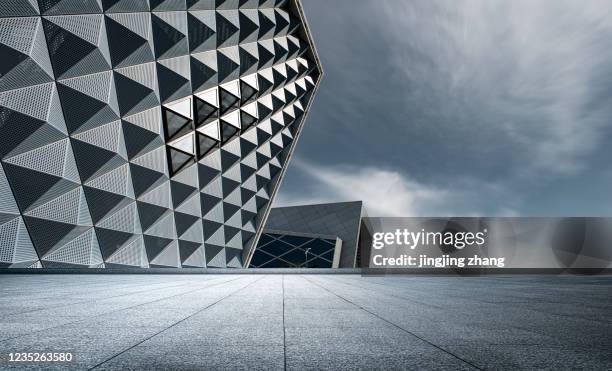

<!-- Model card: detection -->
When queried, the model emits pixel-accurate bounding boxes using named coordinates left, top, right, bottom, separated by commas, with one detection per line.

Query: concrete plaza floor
left=0, top=274, right=610, bottom=370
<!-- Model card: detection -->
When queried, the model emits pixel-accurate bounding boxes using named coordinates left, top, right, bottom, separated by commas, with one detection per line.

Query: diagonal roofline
left=272, top=200, right=364, bottom=210
left=289, top=0, right=324, bottom=79
left=243, top=0, right=324, bottom=268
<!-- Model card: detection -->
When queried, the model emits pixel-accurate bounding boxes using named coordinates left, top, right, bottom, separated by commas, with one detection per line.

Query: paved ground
left=0, top=274, right=610, bottom=370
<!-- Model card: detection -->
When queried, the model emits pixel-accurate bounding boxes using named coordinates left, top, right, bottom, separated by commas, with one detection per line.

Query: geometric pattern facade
left=249, top=231, right=336, bottom=268
left=0, top=0, right=321, bottom=269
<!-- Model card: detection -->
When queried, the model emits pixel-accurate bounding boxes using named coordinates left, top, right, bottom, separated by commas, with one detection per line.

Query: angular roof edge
left=288, top=0, right=324, bottom=79
left=242, top=1, right=324, bottom=267
left=272, top=200, right=363, bottom=210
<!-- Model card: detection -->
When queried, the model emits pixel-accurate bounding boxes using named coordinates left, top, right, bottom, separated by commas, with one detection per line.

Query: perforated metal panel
left=0, top=0, right=321, bottom=269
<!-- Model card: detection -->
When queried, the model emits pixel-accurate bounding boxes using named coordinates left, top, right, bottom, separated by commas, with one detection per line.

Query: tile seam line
left=88, top=275, right=267, bottom=370
left=324, top=275, right=450, bottom=310
left=0, top=275, right=244, bottom=344
left=0, top=278, right=227, bottom=318
left=320, top=277, right=540, bottom=334
left=327, top=276, right=612, bottom=327
left=0, top=278, right=228, bottom=316
left=301, top=275, right=484, bottom=371
left=324, top=276, right=612, bottom=345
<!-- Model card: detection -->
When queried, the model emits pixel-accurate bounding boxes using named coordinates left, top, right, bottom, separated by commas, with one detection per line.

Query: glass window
left=259, top=239, right=291, bottom=257
left=279, top=247, right=308, bottom=265
left=249, top=250, right=275, bottom=267
left=279, top=235, right=311, bottom=247
left=260, top=257, right=294, bottom=268
left=258, top=233, right=275, bottom=246
left=304, top=257, right=332, bottom=268
left=196, top=132, right=218, bottom=159
left=195, top=97, right=218, bottom=127
left=319, top=250, right=334, bottom=262
left=219, top=87, right=240, bottom=114
left=168, top=147, right=194, bottom=175
left=164, top=109, right=193, bottom=141
left=300, top=239, right=335, bottom=256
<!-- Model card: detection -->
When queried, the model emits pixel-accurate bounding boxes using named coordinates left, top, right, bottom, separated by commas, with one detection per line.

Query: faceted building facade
left=0, top=0, right=321, bottom=268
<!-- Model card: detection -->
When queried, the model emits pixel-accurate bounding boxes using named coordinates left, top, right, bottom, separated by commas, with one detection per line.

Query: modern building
left=249, top=230, right=342, bottom=268
left=0, top=0, right=321, bottom=269
left=249, top=201, right=367, bottom=268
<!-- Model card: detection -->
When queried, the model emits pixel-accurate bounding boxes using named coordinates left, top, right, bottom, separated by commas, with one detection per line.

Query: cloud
left=292, top=0, right=612, bottom=216
left=275, top=160, right=514, bottom=217
left=374, top=0, right=612, bottom=175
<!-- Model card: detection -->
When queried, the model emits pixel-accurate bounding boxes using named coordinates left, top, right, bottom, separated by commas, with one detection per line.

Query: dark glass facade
left=249, top=232, right=337, bottom=268
left=252, top=201, right=365, bottom=268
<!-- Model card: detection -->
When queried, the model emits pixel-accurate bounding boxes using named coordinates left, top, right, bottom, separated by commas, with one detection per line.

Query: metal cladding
left=0, top=0, right=321, bottom=269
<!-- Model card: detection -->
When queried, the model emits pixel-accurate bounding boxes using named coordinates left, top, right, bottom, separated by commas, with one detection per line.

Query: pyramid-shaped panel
left=0, top=17, right=54, bottom=92
left=0, top=82, right=67, bottom=160
left=102, top=0, right=149, bottom=13
left=114, top=62, right=160, bottom=116
left=42, top=14, right=111, bottom=79
left=105, top=12, right=155, bottom=68
left=57, top=71, right=120, bottom=134
left=0, top=0, right=40, bottom=17
left=152, top=11, right=188, bottom=60
left=38, top=0, right=103, bottom=15
left=188, top=10, right=215, bottom=53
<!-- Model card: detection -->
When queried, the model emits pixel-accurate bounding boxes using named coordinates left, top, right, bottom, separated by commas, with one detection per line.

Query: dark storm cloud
left=276, top=0, right=612, bottom=216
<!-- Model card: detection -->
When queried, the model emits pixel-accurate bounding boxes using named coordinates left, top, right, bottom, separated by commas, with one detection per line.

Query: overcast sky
left=274, top=0, right=612, bottom=216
